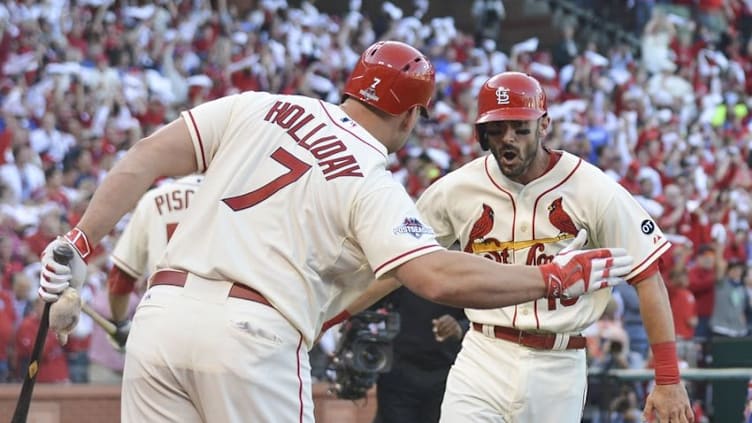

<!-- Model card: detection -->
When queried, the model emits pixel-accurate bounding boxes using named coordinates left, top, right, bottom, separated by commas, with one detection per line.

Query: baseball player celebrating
left=412, top=72, right=691, bottom=423
left=36, top=43, right=632, bottom=422
left=105, top=174, right=203, bottom=349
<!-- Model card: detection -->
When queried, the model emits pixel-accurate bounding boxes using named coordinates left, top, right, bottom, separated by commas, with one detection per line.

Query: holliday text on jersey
left=264, top=101, right=364, bottom=180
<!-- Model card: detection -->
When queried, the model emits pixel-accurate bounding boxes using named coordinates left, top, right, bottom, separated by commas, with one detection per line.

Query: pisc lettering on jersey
left=264, top=101, right=364, bottom=180
left=154, top=189, right=196, bottom=216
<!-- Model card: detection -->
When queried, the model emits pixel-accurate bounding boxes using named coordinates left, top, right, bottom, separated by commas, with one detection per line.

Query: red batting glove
left=540, top=247, right=633, bottom=299
left=38, top=227, right=92, bottom=302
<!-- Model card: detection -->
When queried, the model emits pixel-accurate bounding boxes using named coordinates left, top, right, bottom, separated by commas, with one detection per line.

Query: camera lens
left=354, top=343, right=388, bottom=372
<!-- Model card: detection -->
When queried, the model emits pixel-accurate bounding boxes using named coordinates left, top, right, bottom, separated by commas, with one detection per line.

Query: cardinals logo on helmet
left=548, top=197, right=578, bottom=236
left=464, top=204, right=495, bottom=253
left=496, top=87, right=510, bottom=104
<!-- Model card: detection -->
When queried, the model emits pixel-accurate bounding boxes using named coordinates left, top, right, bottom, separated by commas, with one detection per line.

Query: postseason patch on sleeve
left=393, top=217, right=435, bottom=239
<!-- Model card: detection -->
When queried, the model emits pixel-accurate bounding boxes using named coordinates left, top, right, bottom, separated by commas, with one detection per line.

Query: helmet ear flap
left=475, top=124, right=490, bottom=151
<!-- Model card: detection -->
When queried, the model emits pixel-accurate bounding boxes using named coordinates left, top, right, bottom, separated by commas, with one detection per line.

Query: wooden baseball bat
left=11, top=244, right=74, bottom=423
left=81, top=303, right=118, bottom=336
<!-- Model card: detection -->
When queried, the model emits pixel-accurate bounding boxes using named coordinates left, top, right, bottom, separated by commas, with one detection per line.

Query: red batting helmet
left=475, top=72, right=547, bottom=150
left=343, top=41, right=435, bottom=117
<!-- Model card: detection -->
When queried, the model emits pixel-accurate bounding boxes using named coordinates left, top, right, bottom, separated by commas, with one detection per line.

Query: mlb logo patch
left=393, top=217, right=434, bottom=239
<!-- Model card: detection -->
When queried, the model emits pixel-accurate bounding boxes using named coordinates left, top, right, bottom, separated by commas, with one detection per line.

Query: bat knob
left=53, top=244, right=75, bottom=265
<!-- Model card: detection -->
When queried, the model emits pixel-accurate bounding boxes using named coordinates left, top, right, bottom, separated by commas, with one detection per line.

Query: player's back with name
left=110, top=175, right=203, bottom=281
left=153, top=185, right=194, bottom=216
left=150, top=176, right=202, bottom=217
left=142, top=175, right=203, bottom=244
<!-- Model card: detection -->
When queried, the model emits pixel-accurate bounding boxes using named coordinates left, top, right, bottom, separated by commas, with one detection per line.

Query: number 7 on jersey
left=222, top=147, right=312, bottom=211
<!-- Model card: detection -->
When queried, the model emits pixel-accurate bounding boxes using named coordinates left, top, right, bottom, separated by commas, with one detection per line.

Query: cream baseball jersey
left=164, top=91, right=442, bottom=346
left=111, top=175, right=203, bottom=279
left=417, top=151, right=671, bottom=334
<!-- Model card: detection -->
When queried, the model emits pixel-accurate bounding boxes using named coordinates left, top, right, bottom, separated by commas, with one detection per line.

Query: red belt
left=472, top=323, right=586, bottom=350
left=150, top=270, right=271, bottom=307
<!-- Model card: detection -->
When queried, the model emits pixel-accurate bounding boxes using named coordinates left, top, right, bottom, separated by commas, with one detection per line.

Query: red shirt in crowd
left=668, top=284, right=697, bottom=340
left=0, top=125, right=13, bottom=166
left=687, top=265, right=716, bottom=318
left=23, top=230, right=55, bottom=259
left=42, top=187, right=71, bottom=210
left=724, top=239, right=748, bottom=264
left=63, top=332, right=91, bottom=355
left=0, top=290, right=14, bottom=326
left=698, top=0, right=725, bottom=11
left=659, top=207, right=712, bottom=253
left=1, top=260, right=24, bottom=292
left=0, top=291, right=13, bottom=363
left=16, top=313, right=69, bottom=383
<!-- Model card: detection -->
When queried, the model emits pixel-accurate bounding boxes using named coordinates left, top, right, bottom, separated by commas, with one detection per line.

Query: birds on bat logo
left=548, top=197, right=578, bottom=236
left=393, top=217, right=434, bottom=239
left=465, top=204, right=495, bottom=252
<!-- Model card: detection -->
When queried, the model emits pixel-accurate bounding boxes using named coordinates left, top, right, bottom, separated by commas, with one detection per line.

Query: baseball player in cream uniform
left=420, top=73, right=692, bottom=422
left=104, top=175, right=203, bottom=348
left=36, top=46, right=633, bottom=423
left=111, top=175, right=203, bottom=282
left=122, top=63, right=446, bottom=422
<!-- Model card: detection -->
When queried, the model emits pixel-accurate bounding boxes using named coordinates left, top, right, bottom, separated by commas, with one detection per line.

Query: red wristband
left=64, top=227, right=93, bottom=262
left=652, top=341, right=680, bottom=385
left=321, top=310, right=351, bottom=333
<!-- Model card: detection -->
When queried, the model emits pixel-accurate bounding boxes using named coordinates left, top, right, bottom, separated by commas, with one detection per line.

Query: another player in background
left=106, top=174, right=203, bottom=346
left=89, top=175, right=202, bottom=382
left=414, top=72, right=692, bottom=422
left=36, top=42, right=632, bottom=422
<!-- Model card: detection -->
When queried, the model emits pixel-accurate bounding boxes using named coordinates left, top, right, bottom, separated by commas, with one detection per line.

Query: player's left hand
left=432, top=314, right=463, bottom=342
left=643, top=382, right=694, bottom=423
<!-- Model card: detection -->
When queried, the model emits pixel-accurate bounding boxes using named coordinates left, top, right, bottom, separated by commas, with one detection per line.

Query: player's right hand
left=540, top=246, right=633, bottom=299
left=38, top=236, right=88, bottom=303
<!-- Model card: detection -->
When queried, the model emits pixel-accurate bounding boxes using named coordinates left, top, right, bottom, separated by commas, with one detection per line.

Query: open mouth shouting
left=499, top=148, right=520, bottom=167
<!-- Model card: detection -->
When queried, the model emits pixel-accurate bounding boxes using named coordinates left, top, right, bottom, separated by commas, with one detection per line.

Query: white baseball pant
left=121, top=273, right=312, bottom=422
left=440, top=329, right=587, bottom=422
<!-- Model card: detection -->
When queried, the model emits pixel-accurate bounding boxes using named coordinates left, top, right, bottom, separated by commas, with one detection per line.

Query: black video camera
left=327, top=310, right=400, bottom=400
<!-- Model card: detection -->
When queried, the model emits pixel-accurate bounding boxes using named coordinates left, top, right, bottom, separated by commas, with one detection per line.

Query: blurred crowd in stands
left=0, top=0, right=752, bottom=420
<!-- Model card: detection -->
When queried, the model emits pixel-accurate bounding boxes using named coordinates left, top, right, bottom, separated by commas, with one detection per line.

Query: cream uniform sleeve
left=592, top=179, right=671, bottom=280
left=180, top=93, right=247, bottom=172
left=111, top=193, right=151, bottom=278
left=415, top=177, right=460, bottom=248
left=351, top=182, right=443, bottom=279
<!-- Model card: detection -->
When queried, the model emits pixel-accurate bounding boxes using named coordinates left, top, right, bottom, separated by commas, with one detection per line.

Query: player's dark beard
left=492, top=124, right=541, bottom=180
